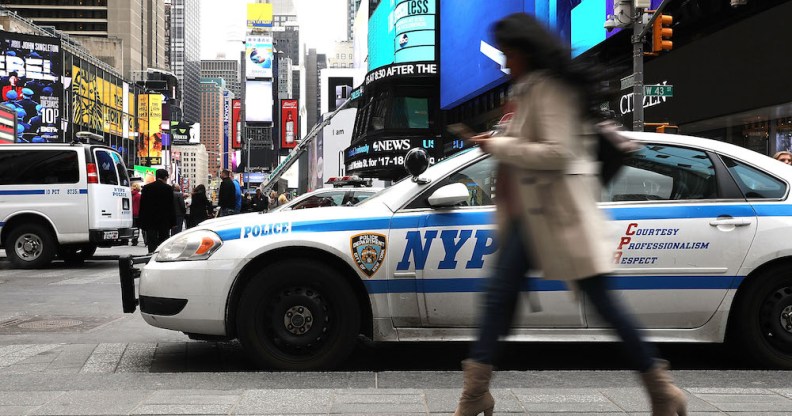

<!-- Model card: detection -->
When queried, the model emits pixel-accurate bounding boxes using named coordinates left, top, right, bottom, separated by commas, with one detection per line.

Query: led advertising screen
left=327, top=77, right=353, bottom=113
left=246, top=3, right=273, bottom=29
left=368, top=0, right=437, bottom=72
left=170, top=120, right=190, bottom=145
left=136, top=94, right=163, bottom=165
left=439, top=0, right=662, bottom=110
left=281, top=99, right=298, bottom=149
left=245, top=80, right=272, bottom=123
left=231, top=99, right=241, bottom=149
left=245, top=36, right=273, bottom=79
left=0, top=32, right=63, bottom=142
left=0, top=104, right=16, bottom=144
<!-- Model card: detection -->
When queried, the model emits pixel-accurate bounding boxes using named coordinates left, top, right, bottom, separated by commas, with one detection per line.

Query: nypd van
left=121, top=133, right=792, bottom=370
left=0, top=143, right=134, bottom=268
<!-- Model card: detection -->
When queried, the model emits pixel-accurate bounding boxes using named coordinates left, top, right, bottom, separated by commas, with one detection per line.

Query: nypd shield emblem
left=351, top=233, right=387, bottom=278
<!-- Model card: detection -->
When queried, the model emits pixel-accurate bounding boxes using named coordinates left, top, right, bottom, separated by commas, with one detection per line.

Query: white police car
left=120, top=132, right=792, bottom=370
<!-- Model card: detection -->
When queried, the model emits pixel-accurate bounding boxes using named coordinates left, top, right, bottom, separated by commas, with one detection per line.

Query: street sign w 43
left=644, top=85, right=674, bottom=97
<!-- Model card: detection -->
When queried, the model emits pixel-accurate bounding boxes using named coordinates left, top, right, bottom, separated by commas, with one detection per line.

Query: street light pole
left=632, top=8, right=645, bottom=132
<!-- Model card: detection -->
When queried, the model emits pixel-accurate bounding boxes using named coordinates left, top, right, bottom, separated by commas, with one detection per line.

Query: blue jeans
left=469, top=221, right=656, bottom=372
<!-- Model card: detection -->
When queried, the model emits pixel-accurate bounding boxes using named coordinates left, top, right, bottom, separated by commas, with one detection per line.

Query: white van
left=0, top=143, right=134, bottom=268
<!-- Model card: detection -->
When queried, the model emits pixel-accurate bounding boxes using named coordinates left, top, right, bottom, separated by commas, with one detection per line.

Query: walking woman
left=186, top=185, right=213, bottom=229
left=454, top=13, right=687, bottom=416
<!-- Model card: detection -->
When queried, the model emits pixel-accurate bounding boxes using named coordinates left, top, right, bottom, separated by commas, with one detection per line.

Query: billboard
left=72, top=64, right=125, bottom=136
left=136, top=94, right=163, bottom=165
left=327, top=77, right=353, bottom=113
left=245, top=36, right=273, bottom=79
left=247, top=3, right=273, bottom=29
left=245, top=80, right=272, bottom=123
left=0, top=32, right=63, bottom=142
left=368, top=0, right=437, bottom=72
left=171, top=120, right=190, bottom=145
left=231, top=99, right=242, bottom=149
left=223, top=91, right=231, bottom=169
left=281, top=99, right=298, bottom=149
left=439, top=0, right=663, bottom=109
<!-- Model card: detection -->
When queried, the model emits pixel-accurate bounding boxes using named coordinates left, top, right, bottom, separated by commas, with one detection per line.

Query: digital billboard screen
left=231, top=99, right=241, bottom=149
left=245, top=35, right=273, bottom=79
left=245, top=80, right=272, bottom=123
left=439, top=0, right=662, bottom=110
left=368, top=0, right=437, bottom=72
left=0, top=32, right=63, bottom=142
left=327, top=77, right=353, bottom=113
left=246, top=3, right=273, bottom=29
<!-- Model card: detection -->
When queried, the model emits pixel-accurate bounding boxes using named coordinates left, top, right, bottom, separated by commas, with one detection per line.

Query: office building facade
left=172, top=143, right=208, bottom=191
left=200, top=60, right=240, bottom=98
left=200, top=79, right=225, bottom=177
left=168, top=0, right=201, bottom=124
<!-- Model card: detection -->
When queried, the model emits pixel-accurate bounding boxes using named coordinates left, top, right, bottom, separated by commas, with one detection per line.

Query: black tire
left=4, top=223, right=57, bottom=269
left=732, top=265, right=792, bottom=368
left=236, top=260, right=360, bottom=370
left=58, top=244, right=98, bottom=264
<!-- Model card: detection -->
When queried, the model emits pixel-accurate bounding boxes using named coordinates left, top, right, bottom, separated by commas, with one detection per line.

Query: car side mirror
left=428, top=183, right=469, bottom=208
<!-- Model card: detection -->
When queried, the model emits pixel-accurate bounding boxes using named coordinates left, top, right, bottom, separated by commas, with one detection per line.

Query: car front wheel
left=236, top=260, right=360, bottom=370
left=732, top=265, right=792, bottom=369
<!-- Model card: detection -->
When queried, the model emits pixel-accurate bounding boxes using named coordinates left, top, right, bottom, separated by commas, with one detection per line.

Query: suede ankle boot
left=454, top=359, right=494, bottom=416
left=640, top=359, right=688, bottom=416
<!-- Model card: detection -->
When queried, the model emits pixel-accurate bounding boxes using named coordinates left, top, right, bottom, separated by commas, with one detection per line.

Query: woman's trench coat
left=486, top=71, right=613, bottom=281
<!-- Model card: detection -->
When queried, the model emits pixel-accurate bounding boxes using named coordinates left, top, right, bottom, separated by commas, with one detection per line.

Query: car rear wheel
left=5, top=224, right=56, bottom=269
left=236, top=260, right=360, bottom=370
left=58, top=244, right=97, bottom=264
left=732, top=265, right=792, bottom=368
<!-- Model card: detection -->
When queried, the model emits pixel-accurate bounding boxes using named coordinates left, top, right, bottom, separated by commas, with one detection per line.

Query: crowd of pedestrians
left=130, top=168, right=293, bottom=252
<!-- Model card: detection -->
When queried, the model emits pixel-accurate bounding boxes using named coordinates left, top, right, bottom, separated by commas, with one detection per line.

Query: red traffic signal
left=652, top=14, right=673, bottom=53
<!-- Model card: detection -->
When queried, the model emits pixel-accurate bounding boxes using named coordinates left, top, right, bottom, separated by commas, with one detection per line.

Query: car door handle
left=709, top=217, right=751, bottom=226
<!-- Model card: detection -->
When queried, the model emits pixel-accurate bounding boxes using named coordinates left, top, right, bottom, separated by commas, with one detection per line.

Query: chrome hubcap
left=15, top=234, right=43, bottom=261
left=780, top=305, right=792, bottom=333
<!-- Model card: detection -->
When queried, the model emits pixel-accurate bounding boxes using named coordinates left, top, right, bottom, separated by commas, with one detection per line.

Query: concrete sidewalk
left=2, top=366, right=792, bottom=415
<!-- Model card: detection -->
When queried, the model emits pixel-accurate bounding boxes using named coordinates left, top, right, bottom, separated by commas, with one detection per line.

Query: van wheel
left=58, top=244, right=97, bottom=264
left=732, top=265, right=792, bottom=369
left=5, top=224, right=56, bottom=269
left=236, top=260, right=360, bottom=370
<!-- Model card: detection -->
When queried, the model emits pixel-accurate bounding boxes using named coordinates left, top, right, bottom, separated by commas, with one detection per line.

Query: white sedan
left=120, top=132, right=792, bottom=370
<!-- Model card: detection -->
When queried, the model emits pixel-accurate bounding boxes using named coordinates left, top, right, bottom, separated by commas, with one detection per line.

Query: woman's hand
left=467, top=133, right=494, bottom=152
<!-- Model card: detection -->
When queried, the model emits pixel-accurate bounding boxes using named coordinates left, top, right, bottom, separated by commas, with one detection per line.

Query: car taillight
left=87, top=163, right=99, bottom=184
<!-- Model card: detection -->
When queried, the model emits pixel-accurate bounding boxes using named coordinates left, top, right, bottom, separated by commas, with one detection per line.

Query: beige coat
left=487, top=71, right=613, bottom=281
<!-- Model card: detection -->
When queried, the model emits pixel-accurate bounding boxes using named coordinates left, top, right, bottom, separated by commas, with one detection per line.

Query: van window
left=111, top=152, right=130, bottom=187
left=0, top=150, right=79, bottom=185
left=94, top=150, right=119, bottom=185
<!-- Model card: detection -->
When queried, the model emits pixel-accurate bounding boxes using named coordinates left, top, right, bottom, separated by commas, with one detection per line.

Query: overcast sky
left=200, top=0, right=348, bottom=60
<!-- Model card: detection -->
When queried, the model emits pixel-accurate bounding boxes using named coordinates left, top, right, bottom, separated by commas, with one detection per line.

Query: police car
left=120, top=132, right=792, bottom=370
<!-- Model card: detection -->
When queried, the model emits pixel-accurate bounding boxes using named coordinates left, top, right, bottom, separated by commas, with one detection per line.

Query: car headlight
left=156, top=230, right=223, bottom=262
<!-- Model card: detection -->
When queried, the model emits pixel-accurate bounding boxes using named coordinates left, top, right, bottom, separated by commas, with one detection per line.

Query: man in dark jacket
left=218, top=169, right=236, bottom=216
left=139, top=169, right=176, bottom=253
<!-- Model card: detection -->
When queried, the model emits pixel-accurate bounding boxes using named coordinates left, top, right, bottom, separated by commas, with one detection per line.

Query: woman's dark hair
left=193, top=184, right=206, bottom=195
left=493, top=13, right=610, bottom=120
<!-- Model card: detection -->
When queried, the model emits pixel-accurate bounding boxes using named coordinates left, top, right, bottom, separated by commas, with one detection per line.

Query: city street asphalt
left=1, top=245, right=791, bottom=415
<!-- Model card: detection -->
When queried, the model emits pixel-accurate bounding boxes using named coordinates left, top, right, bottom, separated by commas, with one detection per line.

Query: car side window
left=602, top=144, right=718, bottom=202
left=406, top=156, right=496, bottom=209
left=721, top=157, right=787, bottom=199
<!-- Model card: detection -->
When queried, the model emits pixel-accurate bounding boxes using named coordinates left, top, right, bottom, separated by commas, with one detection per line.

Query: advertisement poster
left=327, top=77, right=353, bottom=113
left=136, top=94, right=163, bottom=165
left=133, top=165, right=157, bottom=183
left=171, top=120, right=190, bottom=145
left=0, top=104, right=16, bottom=143
left=231, top=99, right=241, bottom=149
left=245, top=80, right=273, bottom=123
left=245, top=36, right=273, bottom=79
left=223, top=91, right=230, bottom=169
left=0, top=32, right=63, bottom=142
left=281, top=99, right=298, bottom=149
left=246, top=3, right=273, bottom=29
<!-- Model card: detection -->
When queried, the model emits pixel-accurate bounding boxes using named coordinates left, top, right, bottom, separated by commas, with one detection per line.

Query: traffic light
left=652, top=14, right=673, bottom=53
left=656, top=124, right=678, bottom=134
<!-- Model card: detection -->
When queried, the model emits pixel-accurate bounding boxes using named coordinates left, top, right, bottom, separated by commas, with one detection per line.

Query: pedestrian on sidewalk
left=130, top=182, right=142, bottom=246
left=218, top=169, right=236, bottom=217
left=138, top=169, right=176, bottom=253
left=186, top=184, right=212, bottom=228
left=171, top=184, right=187, bottom=236
left=453, top=13, right=687, bottom=416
